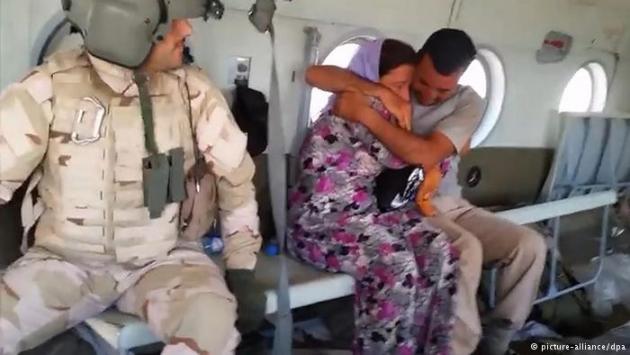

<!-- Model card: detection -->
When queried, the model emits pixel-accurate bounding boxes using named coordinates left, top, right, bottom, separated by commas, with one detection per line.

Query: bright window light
left=559, top=68, right=593, bottom=113
left=559, top=63, right=607, bottom=113
left=459, top=59, right=487, bottom=99
left=309, top=42, right=361, bottom=122
left=463, top=49, right=505, bottom=147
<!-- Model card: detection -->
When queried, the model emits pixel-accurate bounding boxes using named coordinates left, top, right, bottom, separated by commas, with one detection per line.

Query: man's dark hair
left=379, top=39, right=417, bottom=77
left=417, top=28, right=477, bottom=75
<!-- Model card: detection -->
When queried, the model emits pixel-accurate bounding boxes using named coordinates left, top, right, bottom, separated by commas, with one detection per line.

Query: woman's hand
left=332, top=91, right=371, bottom=124
left=375, top=87, right=412, bottom=131
left=415, top=166, right=442, bottom=217
left=333, top=89, right=412, bottom=131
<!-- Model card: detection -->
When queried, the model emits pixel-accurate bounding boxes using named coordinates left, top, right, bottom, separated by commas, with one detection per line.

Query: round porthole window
left=459, top=48, right=506, bottom=147
left=559, top=62, right=608, bottom=113
left=308, top=31, right=383, bottom=123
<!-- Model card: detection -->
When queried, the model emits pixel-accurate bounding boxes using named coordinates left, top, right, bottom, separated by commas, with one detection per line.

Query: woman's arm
left=306, top=65, right=411, bottom=129
left=305, top=65, right=382, bottom=96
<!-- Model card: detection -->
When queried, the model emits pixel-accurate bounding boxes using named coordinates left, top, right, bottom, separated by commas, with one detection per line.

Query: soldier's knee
left=1, top=282, right=21, bottom=355
left=184, top=292, right=237, bottom=328
left=169, top=292, right=239, bottom=354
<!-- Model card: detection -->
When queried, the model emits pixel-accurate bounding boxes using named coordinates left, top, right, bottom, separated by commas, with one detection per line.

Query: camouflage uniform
left=0, top=49, right=261, bottom=355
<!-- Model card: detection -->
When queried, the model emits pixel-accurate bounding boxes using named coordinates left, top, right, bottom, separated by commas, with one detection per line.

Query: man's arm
left=0, top=71, right=52, bottom=205
left=362, top=112, right=455, bottom=168
left=192, top=74, right=267, bottom=334
left=213, top=154, right=261, bottom=271
left=334, top=89, right=483, bottom=168
left=333, top=91, right=454, bottom=169
left=194, top=81, right=262, bottom=271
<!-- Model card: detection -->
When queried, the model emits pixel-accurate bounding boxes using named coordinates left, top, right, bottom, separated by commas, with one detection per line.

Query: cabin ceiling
left=223, top=0, right=630, bottom=54
left=570, top=0, right=630, bottom=11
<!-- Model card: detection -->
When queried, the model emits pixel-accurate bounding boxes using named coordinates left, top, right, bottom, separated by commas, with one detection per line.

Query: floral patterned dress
left=288, top=107, right=460, bottom=355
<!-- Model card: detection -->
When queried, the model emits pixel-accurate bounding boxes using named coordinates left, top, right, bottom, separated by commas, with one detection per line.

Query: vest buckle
left=71, top=97, right=105, bottom=145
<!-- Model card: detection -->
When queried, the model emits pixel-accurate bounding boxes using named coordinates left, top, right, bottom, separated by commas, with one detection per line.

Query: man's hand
left=460, top=138, right=472, bottom=155
left=225, top=269, right=267, bottom=334
left=415, top=166, right=442, bottom=217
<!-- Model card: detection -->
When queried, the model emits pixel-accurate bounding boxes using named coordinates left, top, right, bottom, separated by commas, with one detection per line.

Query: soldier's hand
left=225, top=269, right=267, bottom=334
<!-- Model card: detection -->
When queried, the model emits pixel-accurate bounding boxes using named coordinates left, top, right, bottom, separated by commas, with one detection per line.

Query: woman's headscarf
left=346, top=37, right=385, bottom=83
left=319, top=38, right=385, bottom=116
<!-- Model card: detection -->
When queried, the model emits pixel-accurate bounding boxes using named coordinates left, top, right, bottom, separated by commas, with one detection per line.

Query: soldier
left=0, top=1, right=266, bottom=354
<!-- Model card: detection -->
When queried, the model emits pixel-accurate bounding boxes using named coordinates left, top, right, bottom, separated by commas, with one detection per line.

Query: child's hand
left=416, top=166, right=442, bottom=217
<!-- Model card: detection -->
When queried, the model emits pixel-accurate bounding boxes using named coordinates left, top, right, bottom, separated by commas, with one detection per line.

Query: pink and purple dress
left=288, top=99, right=459, bottom=354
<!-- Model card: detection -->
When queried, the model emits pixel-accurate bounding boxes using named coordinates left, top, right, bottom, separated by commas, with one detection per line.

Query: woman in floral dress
left=288, top=38, right=459, bottom=355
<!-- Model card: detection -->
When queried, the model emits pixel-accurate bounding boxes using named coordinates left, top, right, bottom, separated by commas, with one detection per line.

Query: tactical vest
left=33, top=55, right=197, bottom=264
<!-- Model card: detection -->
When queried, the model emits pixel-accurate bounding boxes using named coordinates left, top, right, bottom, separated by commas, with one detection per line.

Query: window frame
left=585, top=62, right=608, bottom=112
left=308, top=29, right=384, bottom=124
left=306, top=38, right=507, bottom=148
left=467, top=47, right=506, bottom=148
left=558, top=61, right=608, bottom=113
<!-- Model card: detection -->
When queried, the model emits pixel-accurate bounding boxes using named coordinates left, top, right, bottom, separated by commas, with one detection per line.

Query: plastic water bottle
left=264, top=240, right=280, bottom=256
left=202, top=233, right=224, bottom=255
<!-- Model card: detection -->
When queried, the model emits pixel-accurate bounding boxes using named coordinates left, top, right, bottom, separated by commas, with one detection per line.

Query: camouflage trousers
left=0, top=247, right=240, bottom=355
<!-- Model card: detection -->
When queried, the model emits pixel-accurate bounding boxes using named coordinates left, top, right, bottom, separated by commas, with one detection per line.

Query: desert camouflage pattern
left=1, top=247, right=239, bottom=355
left=0, top=48, right=261, bottom=354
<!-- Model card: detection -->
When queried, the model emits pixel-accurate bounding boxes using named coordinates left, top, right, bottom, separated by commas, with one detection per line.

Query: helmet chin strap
left=183, top=45, right=195, bottom=65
